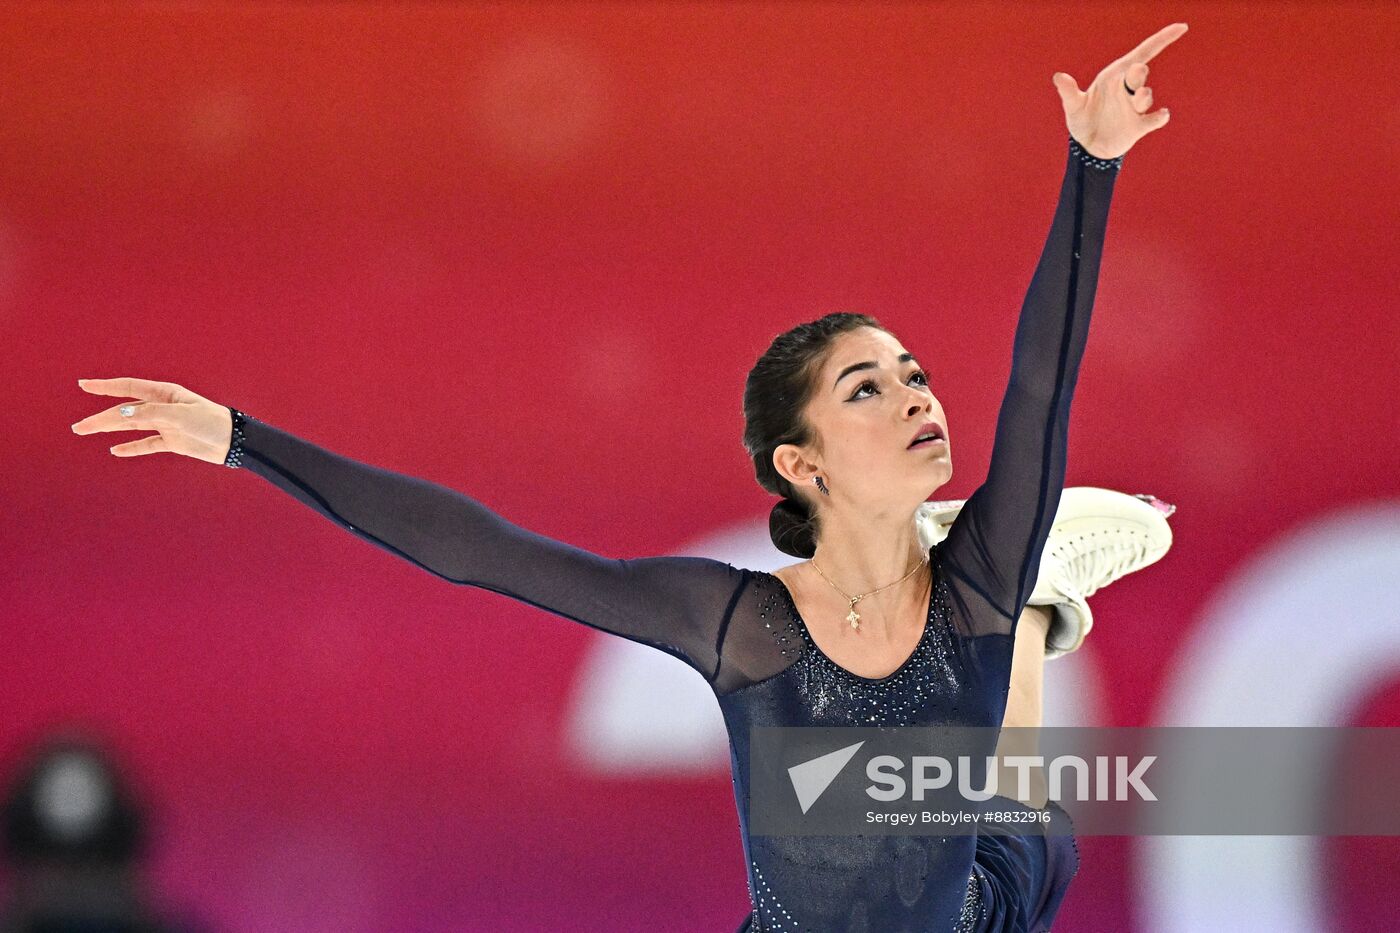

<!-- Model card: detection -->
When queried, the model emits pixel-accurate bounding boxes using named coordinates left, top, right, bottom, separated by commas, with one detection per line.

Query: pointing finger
left=1118, top=22, right=1188, bottom=67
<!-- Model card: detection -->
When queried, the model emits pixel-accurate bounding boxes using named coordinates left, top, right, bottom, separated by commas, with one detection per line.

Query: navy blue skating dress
left=220, top=134, right=1122, bottom=931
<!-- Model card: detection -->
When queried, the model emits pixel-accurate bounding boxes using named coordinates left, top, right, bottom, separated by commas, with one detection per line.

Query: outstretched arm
left=936, top=135, right=1121, bottom=630
left=937, top=22, right=1186, bottom=636
left=221, top=408, right=746, bottom=682
left=71, top=377, right=744, bottom=685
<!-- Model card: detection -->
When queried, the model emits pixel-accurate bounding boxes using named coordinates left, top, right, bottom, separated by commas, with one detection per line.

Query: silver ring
left=119, top=405, right=135, bottom=418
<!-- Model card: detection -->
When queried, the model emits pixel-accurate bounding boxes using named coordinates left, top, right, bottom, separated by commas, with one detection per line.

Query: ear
left=772, top=442, right=821, bottom=490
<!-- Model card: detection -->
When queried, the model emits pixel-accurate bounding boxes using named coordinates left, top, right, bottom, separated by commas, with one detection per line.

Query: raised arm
left=71, top=379, right=746, bottom=685
left=935, top=135, right=1121, bottom=633
left=937, top=22, right=1185, bottom=637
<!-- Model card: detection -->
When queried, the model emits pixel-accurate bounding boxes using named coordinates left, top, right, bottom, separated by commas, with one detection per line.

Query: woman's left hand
left=1052, top=22, right=1188, bottom=160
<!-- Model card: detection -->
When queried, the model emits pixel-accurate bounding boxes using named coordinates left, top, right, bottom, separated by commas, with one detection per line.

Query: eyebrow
left=833, top=352, right=917, bottom=390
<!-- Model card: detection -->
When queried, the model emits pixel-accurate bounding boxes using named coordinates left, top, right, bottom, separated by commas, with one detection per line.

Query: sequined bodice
left=756, top=569, right=982, bottom=728
left=717, top=566, right=1010, bottom=932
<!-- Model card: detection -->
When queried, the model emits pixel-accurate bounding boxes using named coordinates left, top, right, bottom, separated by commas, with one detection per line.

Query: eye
left=849, top=370, right=930, bottom=400
left=849, top=378, right=878, bottom=399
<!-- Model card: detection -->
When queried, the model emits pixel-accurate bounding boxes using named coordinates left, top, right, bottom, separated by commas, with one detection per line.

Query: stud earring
left=813, top=476, right=830, bottom=496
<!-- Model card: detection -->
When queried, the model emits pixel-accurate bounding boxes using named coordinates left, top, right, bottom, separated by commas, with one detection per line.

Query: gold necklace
left=809, top=552, right=929, bottom=630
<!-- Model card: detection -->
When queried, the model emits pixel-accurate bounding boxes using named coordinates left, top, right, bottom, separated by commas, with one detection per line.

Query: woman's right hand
left=72, top=377, right=235, bottom=465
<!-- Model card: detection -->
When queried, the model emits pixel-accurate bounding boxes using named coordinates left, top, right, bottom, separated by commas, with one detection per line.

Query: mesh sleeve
left=222, top=408, right=748, bottom=684
left=936, top=135, right=1123, bottom=639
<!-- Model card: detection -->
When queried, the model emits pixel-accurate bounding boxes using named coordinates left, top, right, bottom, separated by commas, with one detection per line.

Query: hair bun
left=769, top=497, right=816, bottom=559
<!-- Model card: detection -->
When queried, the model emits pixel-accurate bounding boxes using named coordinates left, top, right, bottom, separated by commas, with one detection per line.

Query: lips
left=908, top=421, right=946, bottom=448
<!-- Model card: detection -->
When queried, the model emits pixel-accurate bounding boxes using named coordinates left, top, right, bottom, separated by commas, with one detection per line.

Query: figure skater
left=71, top=22, right=1187, bottom=931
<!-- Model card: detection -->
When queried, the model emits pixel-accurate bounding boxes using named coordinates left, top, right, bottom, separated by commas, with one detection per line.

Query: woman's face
left=778, top=326, right=951, bottom=508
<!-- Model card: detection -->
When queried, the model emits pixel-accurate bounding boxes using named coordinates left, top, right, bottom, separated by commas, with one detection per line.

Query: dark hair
left=743, top=311, right=890, bottom=558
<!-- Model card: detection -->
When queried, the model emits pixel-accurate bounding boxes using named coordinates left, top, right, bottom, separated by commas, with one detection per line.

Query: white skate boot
left=916, top=487, right=1175, bottom=659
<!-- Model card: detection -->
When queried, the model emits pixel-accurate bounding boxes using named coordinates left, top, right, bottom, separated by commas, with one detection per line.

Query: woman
left=72, top=23, right=1186, bottom=931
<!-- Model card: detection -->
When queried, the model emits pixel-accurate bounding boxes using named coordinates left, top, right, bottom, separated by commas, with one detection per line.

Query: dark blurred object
left=0, top=730, right=195, bottom=933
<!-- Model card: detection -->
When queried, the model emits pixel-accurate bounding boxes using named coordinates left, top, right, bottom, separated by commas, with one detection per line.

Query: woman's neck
left=807, top=503, right=926, bottom=594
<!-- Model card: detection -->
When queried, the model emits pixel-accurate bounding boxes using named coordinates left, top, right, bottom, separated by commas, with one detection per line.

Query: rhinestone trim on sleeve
left=1068, top=134, right=1124, bottom=171
left=223, top=407, right=248, bottom=469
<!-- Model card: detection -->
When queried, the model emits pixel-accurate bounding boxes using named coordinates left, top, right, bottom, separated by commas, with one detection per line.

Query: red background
left=5, top=3, right=1398, bottom=930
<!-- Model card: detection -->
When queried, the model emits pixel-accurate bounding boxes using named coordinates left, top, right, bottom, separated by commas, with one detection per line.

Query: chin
left=928, top=460, right=952, bottom=490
